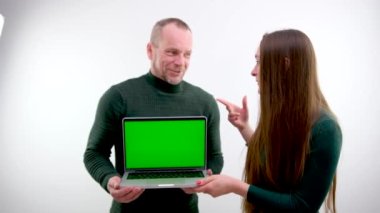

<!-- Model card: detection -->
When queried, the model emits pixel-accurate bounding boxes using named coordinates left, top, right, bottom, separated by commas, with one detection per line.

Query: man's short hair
left=150, top=17, right=191, bottom=46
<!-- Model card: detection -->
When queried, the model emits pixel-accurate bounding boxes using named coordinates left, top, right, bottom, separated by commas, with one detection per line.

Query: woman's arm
left=196, top=115, right=342, bottom=212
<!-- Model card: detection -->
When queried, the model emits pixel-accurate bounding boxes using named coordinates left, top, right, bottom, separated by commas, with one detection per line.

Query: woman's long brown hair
left=243, top=29, right=336, bottom=212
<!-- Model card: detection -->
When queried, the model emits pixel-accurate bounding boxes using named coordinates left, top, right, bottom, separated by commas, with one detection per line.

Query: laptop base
left=120, top=170, right=207, bottom=189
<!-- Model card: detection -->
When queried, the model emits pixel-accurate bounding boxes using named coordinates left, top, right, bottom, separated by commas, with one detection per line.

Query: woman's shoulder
left=313, top=111, right=340, bottom=133
left=311, top=110, right=342, bottom=151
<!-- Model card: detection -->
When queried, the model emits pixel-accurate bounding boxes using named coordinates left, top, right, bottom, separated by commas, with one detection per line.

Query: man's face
left=147, top=23, right=192, bottom=85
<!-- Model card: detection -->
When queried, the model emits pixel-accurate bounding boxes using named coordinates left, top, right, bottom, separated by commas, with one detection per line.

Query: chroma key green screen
left=123, top=117, right=206, bottom=169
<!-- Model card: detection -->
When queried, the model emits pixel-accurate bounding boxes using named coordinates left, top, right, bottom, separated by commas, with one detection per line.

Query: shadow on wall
left=0, top=14, right=4, bottom=37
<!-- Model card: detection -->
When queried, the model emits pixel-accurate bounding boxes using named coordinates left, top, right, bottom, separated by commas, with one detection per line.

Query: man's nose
left=174, top=55, right=186, bottom=65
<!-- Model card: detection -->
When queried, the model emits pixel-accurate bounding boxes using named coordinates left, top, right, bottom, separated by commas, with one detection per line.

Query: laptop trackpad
left=148, top=178, right=185, bottom=184
left=148, top=178, right=197, bottom=188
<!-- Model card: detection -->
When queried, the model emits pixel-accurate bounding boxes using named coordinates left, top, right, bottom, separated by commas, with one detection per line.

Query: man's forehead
left=158, top=30, right=192, bottom=50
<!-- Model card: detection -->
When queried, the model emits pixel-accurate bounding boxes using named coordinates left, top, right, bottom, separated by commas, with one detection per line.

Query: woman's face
left=251, top=47, right=260, bottom=93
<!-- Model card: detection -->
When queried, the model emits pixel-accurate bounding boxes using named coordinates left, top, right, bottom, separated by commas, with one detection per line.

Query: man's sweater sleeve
left=83, top=87, right=124, bottom=191
left=206, top=97, right=224, bottom=174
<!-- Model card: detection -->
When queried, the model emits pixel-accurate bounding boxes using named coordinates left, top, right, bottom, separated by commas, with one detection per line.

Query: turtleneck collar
left=145, top=71, right=183, bottom=93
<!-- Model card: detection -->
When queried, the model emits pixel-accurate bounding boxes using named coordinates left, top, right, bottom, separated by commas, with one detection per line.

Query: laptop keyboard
left=128, top=171, right=204, bottom=180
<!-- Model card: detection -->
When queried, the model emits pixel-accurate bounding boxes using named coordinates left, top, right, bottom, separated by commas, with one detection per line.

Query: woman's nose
left=251, top=67, right=257, bottom=77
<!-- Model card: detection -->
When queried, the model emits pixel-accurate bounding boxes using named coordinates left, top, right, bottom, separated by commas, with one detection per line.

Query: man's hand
left=107, top=176, right=145, bottom=203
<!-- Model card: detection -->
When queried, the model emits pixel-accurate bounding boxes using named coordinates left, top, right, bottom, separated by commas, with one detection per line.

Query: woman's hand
left=217, top=96, right=249, bottom=130
left=217, top=96, right=254, bottom=143
left=193, top=174, right=249, bottom=198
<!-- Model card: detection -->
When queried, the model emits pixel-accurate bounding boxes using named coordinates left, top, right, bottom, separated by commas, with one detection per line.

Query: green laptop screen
left=123, top=117, right=206, bottom=169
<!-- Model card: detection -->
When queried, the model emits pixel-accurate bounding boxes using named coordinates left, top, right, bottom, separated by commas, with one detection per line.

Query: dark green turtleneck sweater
left=246, top=112, right=342, bottom=212
left=84, top=72, right=223, bottom=213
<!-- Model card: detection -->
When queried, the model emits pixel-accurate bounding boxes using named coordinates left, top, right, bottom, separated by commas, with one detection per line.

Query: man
left=84, top=17, right=224, bottom=213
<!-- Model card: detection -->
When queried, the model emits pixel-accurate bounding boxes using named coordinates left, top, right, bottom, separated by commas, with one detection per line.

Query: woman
left=194, top=29, right=342, bottom=212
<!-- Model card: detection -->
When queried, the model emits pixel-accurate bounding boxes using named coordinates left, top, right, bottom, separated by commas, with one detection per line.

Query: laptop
left=120, top=116, right=208, bottom=189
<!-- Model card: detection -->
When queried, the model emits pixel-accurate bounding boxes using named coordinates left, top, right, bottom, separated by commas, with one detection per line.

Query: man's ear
left=147, top=42, right=153, bottom=60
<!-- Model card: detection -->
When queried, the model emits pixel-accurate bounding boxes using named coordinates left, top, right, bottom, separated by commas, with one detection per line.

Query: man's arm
left=83, top=87, right=123, bottom=191
left=206, top=98, right=224, bottom=174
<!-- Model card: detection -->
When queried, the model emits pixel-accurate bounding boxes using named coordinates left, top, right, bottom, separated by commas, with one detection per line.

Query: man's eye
left=166, top=50, right=177, bottom=56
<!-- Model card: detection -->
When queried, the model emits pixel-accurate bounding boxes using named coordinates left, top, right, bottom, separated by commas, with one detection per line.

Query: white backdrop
left=0, top=0, right=379, bottom=212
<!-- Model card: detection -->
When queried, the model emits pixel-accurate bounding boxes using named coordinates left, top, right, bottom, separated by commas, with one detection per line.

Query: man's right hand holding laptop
left=107, top=176, right=145, bottom=203
left=107, top=169, right=213, bottom=201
